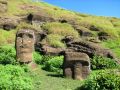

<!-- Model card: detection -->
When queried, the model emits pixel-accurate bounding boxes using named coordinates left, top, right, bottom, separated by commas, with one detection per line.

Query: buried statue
left=63, top=51, right=91, bottom=80
left=16, top=29, right=35, bottom=64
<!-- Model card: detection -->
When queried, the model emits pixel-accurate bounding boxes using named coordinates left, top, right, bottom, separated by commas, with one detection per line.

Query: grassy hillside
left=0, top=0, right=120, bottom=90
left=0, top=0, right=120, bottom=57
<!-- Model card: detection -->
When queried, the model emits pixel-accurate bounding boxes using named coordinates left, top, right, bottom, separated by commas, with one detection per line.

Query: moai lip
left=16, top=29, right=35, bottom=63
left=63, top=52, right=91, bottom=80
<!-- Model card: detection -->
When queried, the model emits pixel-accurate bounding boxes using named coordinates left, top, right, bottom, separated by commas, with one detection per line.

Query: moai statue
left=63, top=52, right=90, bottom=80
left=16, top=29, right=35, bottom=64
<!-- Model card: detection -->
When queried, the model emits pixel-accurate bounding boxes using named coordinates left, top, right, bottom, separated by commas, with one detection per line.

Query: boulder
left=0, top=17, right=19, bottom=30
left=98, top=32, right=110, bottom=41
left=27, top=12, right=56, bottom=24
left=36, top=44, right=65, bottom=55
left=0, top=0, right=7, bottom=13
left=75, top=26, right=94, bottom=37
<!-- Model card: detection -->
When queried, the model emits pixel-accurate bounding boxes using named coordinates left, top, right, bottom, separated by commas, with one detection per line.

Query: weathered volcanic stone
left=0, top=0, right=7, bottom=13
left=63, top=52, right=90, bottom=80
left=66, top=40, right=116, bottom=59
left=16, top=29, right=35, bottom=63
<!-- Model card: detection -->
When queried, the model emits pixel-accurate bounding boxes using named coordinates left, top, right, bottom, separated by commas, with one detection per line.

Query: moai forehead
left=17, top=29, right=34, bottom=36
left=16, top=29, right=35, bottom=40
left=64, top=52, right=90, bottom=66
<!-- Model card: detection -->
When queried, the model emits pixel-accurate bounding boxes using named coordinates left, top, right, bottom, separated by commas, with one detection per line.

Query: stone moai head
left=63, top=52, right=90, bottom=80
left=16, top=29, right=35, bottom=63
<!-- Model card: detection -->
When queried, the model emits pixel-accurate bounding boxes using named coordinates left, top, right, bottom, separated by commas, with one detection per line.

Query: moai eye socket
left=17, top=33, right=23, bottom=38
left=28, top=34, right=33, bottom=38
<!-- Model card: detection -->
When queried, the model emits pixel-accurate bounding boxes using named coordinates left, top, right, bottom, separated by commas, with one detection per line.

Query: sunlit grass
left=0, top=29, right=16, bottom=45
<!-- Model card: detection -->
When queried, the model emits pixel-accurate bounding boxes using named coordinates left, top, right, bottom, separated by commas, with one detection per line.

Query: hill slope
left=0, top=0, right=120, bottom=58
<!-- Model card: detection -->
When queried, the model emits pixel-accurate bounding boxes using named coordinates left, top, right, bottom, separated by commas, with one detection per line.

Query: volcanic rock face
left=0, top=17, right=19, bottom=31
left=16, top=29, right=35, bottom=63
left=0, top=0, right=7, bottom=13
left=63, top=52, right=90, bottom=80
left=66, top=40, right=116, bottom=59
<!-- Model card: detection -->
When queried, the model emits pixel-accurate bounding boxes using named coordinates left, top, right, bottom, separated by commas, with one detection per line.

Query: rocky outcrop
left=0, top=17, right=20, bottom=30
left=66, top=40, right=116, bottom=59
left=27, top=12, right=56, bottom=24
left=0, top=0, right=7, bottom=13
left=35, top=44, right=65, bottom=55
left=98, top=32, right=110, bottom=41
left=75, top=26, right=94, bottom=37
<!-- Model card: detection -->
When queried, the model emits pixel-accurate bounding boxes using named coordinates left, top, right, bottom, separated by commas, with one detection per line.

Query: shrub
left=91, top=55, right=118, bottom=70
left=80, top=70, right=120, bottom=90
left=0, top=45, right=16, bottom=65
left=33, top=52, right=43, bottom=64
left=43, top=56, right=64, bottom=72
left=0, top=65, right=33, bottom=90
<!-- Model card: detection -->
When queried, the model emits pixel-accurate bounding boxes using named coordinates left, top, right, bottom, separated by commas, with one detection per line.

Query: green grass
left=42, top=34, right=65, bottom=48
left=42, top=22, right=79, bottom=38
left=0, top=29, right=16, bottom=45
left=102, top=39, right=120, bottom=58
left=30, top=66, right=83, bottom=90
left=41, top=22, right=79, bottom=47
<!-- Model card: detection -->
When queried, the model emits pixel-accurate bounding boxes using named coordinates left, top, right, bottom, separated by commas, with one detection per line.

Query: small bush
left=0, top=45, right=16, bottom=65
left=91, top=55, right=118, bottom=70
left=81, top=70, right=120, bottom=90
left=0, top=65, right=33, bottom=90
left=43, top=56, right=64, bottom=72
left=33, top=52, right=43, bottom=64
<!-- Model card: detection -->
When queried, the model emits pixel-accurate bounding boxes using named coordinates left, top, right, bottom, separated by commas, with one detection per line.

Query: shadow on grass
left=75, top=87, right=84, bottom=90
left=47, top=73, right=64, bottom=78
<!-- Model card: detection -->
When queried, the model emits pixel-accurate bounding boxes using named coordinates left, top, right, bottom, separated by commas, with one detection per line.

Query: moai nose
left=22, top=34, right=28, bottom=46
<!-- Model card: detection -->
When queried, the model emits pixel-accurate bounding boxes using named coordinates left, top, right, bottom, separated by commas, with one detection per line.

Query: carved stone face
left=16, top=29, right=35, bottom=63
left=63, top=52, right=90, bottom=80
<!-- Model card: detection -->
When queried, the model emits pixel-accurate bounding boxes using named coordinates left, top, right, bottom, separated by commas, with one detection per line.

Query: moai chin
left=16, top=29, right=35, bottom=64
left=63, top=52, right=91, bottom=80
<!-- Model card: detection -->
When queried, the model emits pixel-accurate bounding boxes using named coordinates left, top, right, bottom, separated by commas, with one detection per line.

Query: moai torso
left=16, top=29, right=35, bottom=63
left=63, top=52, right=90, bottom=80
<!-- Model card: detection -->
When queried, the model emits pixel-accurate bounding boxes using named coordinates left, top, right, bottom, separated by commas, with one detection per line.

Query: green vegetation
left=0, top=0, right=120, bottom=90
left=0, top=29, right=16, bottom=45
left=42, top=22, right=79, bottom=38
left=30, top=66, right=83, bottom=90
left=43, top=55, right=63, bottom=72
left=102, top=39, right=120, bottom=58
left=80, top=70, right=120, bottom=90
left=0, top=65, right=33, bottom=90
left=91, top=55, right=118, bottom=70
left=34, top=52, right=64, bottom=72
left=0, top=45, right=16, bottom=65
left=33, top=51, right=43, bottom=64
left=44, top=34, right=65, bottom=47
left=42, top=22, right=79, bottom=47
